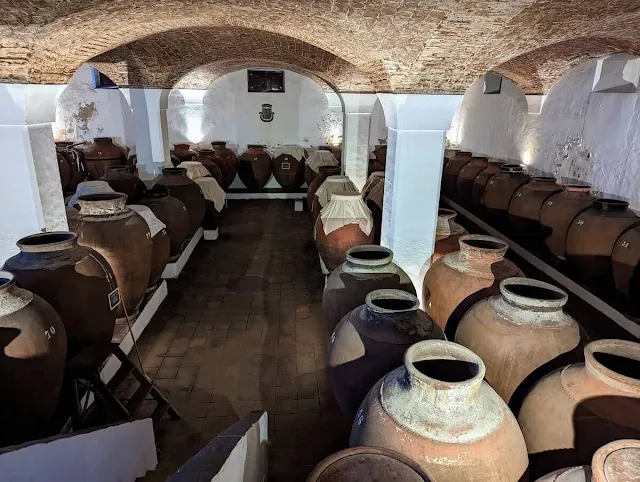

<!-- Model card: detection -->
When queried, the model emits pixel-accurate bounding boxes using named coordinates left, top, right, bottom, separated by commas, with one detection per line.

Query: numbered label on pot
left=281, top=162, right=291, bottom=170
left=516, top=191, right=522, bottom=197
left=108, top=287, right=121, bottom=311
left=577, top=219, right=585, bottom=226
left=45, top=326, right=57, bottom=340
left=356, top=408, right=365, bottom=426
left=331, top=332, right=336, bottom=344
left=547, top=200, right=554, bottom=206
left=621, top=240, right=630, bottom=248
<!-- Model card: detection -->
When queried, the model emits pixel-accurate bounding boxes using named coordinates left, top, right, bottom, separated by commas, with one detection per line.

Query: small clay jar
left=100, top=166, right=146, bottom=204
left=171, top=143, right=197, bottom=166
left=210, top=141, right=238, bottom=189
left=83, top=137, right=128, bottom=180
left=307, top=166, right=341, bottom=213
left=238, top=144, right=273, bottom=190
left=518, top=339, right=640, bottom=479
left=455, top=277, right=581, bottom=404
left=423, top=234, right=523, bottom=337
left=323, top=245, right=415, bottom=334
left=566, top=199, right=640, bottom=288
left=456, top=156, right=489, bottom=206
left=471, top=160, right=502, bottom=211
left=154, top=168, right=206, bottom=239
left=482, top=164, right=530, bottom=230
left=432, top=208, right=467, bottom=264
left=139, top=188, right=189, bottom=261
left=539, top=184, right=594, bottom=260
left=350, top=340, right=530, bottom=482
left=329, top=289, right=444, bottom=420
left=508, top=176, right=562, bottom=245
left=441, top=151, right=472, bottom=199
left=307, top=447, right=435, bottom=482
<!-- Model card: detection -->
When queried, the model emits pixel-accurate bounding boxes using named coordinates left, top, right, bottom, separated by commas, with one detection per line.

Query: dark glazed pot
left=364, top=182, right=384, bottom=245
left=68, top=193, right=152, bottom=320
left=196, top=149, right=224, bottom=185
left=371, top=144, right=387, bottom=172
left=307, top=447, right=435, bottom=482
left=566, top=199, right=640, bottom=288
left=273, top=153, right=305, bottom=191
left=432, top=208, right=467, bottom=264
left=518, top=339, right=640, bottom=479
left=0, top=271, right=66, bottom=447
left=456, top=156, right=488, bottom=206
left=238, top=145, right=272, bottom=190
left=323, top=245, right=415, bottom=334
left=539, top=184, right=594, bottom=261
left=611, top=225, right=640, bottom=317
left=482, top=164, right=530, bottom=230
left=149, top=228, right=170, bottom=290
left=56, top=141, right=87, bottom=193
left=455, top=278, right=581, bottom=404
left=154, top=168, right=206, bottom=238
left=471, top=160, right=502, bottom=210
left=57, top=152, right=71, bottom=191
left=171, top=143, right=196, bottom=166
left=100, top=166, right=146, bottom=204
left=328, top=289, right=444, bottom=420
left=422, top=234, right=523, bottom=337
left=307, top=166, right=341, bottom=211
left=211, top=141, right=238, bottom=189
left=441, top=151, right=472, bottom=199
left=83, top=137, right=127, bottom=180
left=3, top=232, right=118, bottom=359
left=140, top=188, right=189, bottom=261
left=350, top=340, right=529, bottom=482
left=508, top=176, right=562, bottom=245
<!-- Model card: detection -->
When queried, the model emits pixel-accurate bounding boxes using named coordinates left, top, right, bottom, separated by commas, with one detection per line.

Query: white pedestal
left=203, top=228, right=219, bottom=241
left=101, top=280, right=168, bottom=383
left=161, top=227, right=202, bottom=279
left=226, top=192, right=306, bottom=200
left=294, top=199, right=304, bottom=212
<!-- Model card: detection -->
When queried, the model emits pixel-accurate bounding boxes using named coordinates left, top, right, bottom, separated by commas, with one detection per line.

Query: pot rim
left=211, top=141, right=227, bottom=146
left=458, top=234, right=508, bottom=259
left=592, top=198, right=630, bottom=211
left=346, top=245, right=393, bottom=267
left=17, top=232, right=77, bottom=253
left=591, top=439, right=640, bottom=481
left=78, top=192, right=128, bottom=215
left=93, top=137, right=114, bottom=142
left=0, top=270, right=16, bottom=290
left=564, top=183, right=592, bottom=193
left=584, top=339, right=640, bottom=393
left=437, top=208, right=457, bottom=221
left=365, top=289, right=420, bottom=314
left=531, top=176, right=557, bottom=183
left=325, top=175, right=351, bottom=183
left=162, top=167, right=188, bottom=175
left=499, top=277, right=568, bottom=310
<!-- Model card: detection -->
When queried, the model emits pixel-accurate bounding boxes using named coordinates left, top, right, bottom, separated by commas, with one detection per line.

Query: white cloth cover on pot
left=362, top=172, right=385, bottom=197
left=320, top=192, right=373, bottom=236
left=273, top=145, right=305, bottom=161
left=364, top=180, right=384, bottom=208
left=306, top=150, right=339, bottom=173
left=178, top=161, right=210, bottom=180
left=315, top=175, right=358, bottom=209
left=68, top=181, right=115, bottom=207
left=129, top=205, right=166, bottom=237
left=194, top=177, right=226, bottom=212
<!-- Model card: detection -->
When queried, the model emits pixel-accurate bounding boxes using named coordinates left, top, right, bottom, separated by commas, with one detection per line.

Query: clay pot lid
left=17, top=232, right=77, bottom=253
left=307, top=447, right=434, bottom=481
left=499, top=277, right=568, bottom=311
left=346, top=245, right=393, bottom=267
left=584, top=339, right=640, bottom=394
left=592, top=439, right=640, bottom=482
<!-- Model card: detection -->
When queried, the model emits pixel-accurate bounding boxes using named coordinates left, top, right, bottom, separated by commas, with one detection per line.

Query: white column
left=378, top=94, right=463, bottom=293
left=0, top=84, right=67, bottom=264
left=341, top=93, right=378, bottom=191
left=124, top=88, right=172, bottom=181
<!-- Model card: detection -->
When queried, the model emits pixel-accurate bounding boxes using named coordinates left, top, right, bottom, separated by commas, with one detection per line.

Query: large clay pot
left=139, top=188, right=189, bottom=261
left=361, top=172, right=385, bottom=200
left=432, top=208, right=467, bottom=264
left=442, top=151, right=472, bottom=199
left=482, top=164, right=530, bottom=230
left=307, top=166, right=341, bottom=211
left=210, top=141, right=238, bottom=189
left=83, top=137, right=127, bottom=180
left=350, top=340, right=530, bottom=482
left=471, top=160, right=502, bottom=210
left=238, top=145, right=272, bottom=190
left=56, top=141, right=86, bottom=193
left=422, top=234, right=523, bottom=337
left=518, top=339, right=640, bottom=479
left=364, top=182, right=384, bottom=245
left=455, top=277, right=581, bottom=404
left=508, top=176, right=562, bottom=245
left=316, top=192, right=374, bottom=271
left=154, top=168, right=206, bottom=239
left=539, top=184, right=594, bottom=261
left=312, top=175, right=358, bottom=222
left=305, top=149, right=339, bottom=185
left=100, top=166, right=146, bottom=204
left=0, top=271, right=67, bottom=446
left=323, top=245, right=415, bottom=334
left=68, top=193, right=152, bottom=320
left=171, top=143, right=196, bottom=166
left=566, top=199, right=640, bottom=287
left=272, top=152, right=305, bottom=191
left=371, top=144, right=387, bottom=173
left=195, top=149, right=224, bottom=185
left=129, top=205, right=170, bottom=291
left=612, top=226, right=640, bottom=311
left=307, top=447, right=435, bottom=481
left=3, top=232, right=118, bottom=359
left=329, top=289, right=444, bottom=420
left=456, top=156, right=488, bottom=206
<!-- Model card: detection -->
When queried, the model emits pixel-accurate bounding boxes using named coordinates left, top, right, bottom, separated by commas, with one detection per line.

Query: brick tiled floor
left=133, top=200, right=350, bottom=481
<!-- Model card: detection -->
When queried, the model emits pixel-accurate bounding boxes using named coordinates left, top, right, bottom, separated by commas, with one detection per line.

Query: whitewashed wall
left=54, top=64, right=134, bottom=148
left=369, top=99, right=387, bottom=153
left=451, top=59, right=640, bottom=209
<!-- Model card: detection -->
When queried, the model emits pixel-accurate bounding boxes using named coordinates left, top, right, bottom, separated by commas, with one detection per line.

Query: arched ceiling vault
left=1, top=0, right=640, bottom=93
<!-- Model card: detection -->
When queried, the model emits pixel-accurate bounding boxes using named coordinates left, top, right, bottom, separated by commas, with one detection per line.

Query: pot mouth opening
left=592, top=352, right=640, bottom=381
left=505, top=284, right=564, bottom=300
left=412, top=359, right=480, bottom=383
left=372, top=298, right=416, bottom=311
left=247, top=144, right=265, bottom=149
left=366, top=289, right=419, bottom=314
left=532, top=176, right=556, bottom=182
left=438, top=208, right=456, bottom=218
left=0, top=271, right=15, bottom=289
left=78, top=193, right=126, bottom=202
left=594, top=198, right=630, bottom=210
left=93, top=137, right=112, bottom=142
left=460, top=235, right=507, bottom=251
left=585, top=340, right=640, bottom=387
left=17, top=232, right=77, bottom=251
left=500, top=278, right=567, bottom=305
left=162, top=167, right=187, bottom=174
left=565, top=183, right=591, bottom=191
left=347, top=245, right=392, bottom=263
left=199, top=149, right=214, bottom=153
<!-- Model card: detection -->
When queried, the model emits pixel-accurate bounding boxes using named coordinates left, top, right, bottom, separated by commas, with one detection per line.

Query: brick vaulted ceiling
left=1, top=0, right=640, bottom=94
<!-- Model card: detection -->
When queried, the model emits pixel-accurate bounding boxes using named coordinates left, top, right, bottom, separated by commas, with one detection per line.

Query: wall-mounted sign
left=260, top=103, right=274, bottom=122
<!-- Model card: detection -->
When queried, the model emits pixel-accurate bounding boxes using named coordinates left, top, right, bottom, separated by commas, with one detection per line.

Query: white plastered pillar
left=123, top=88, right=172, bottom=181
left=0, top=84, right=68, bottom=264
left=378, top=94, right=463, bottom=294
left=341, top=93, right=378, bottom=191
